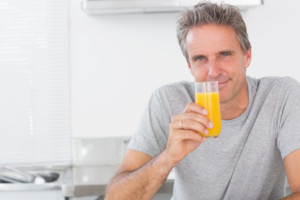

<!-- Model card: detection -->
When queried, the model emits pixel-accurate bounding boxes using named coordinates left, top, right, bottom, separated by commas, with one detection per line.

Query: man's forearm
left=105, top=151, right=174, bottom=200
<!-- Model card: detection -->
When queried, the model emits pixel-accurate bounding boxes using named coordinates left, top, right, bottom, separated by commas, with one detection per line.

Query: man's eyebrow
left=190, top=50, right=235, bottom=60
left=219, top=50, right=235, bottom=54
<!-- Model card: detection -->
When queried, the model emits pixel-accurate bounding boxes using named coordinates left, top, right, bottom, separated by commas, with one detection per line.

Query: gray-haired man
left=105, top=2, right=300, bottom=200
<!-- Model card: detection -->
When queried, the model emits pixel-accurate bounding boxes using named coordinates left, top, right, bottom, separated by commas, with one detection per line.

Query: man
left=105, top=2, right=300, bottom=200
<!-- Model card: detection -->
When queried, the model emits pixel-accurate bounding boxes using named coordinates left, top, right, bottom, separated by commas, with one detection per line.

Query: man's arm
left=105, top=103, right=210, bottom=200
left=105, top=149, right=174, bottom=200
left=281, top=148, right=300, bottom=199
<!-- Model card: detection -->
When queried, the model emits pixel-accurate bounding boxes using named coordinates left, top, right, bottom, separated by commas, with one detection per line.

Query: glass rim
left=195, top=81, right=219, bottom=92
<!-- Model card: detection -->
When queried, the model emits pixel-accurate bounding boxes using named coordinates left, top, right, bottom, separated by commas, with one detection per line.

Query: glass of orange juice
left=195, top=81, right=221, bottom=137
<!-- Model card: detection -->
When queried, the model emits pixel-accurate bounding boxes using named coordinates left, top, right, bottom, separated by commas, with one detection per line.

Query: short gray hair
left=177, top=2, right=251, bottom=60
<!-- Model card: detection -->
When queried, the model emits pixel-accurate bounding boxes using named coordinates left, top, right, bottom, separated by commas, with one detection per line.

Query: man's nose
left=207, top=60, right=221, bottom=78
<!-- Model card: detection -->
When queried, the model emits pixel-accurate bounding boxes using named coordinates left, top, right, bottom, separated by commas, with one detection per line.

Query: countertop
left=0, top=165, right=174, bottom=197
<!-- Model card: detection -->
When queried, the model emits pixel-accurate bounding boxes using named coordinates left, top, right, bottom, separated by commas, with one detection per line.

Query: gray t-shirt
left=128, top=76, right=300, bottom=200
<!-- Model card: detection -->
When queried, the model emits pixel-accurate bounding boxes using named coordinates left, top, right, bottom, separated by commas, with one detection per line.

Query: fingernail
left=209, top=122, right=214, bottom=128
left=204, top=129, right=209, bottom=135
left=202, top=109, right=208, bottom=115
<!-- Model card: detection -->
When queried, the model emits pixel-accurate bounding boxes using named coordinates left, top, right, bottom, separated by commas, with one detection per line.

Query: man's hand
left=105, top=103, right=213, bottom=200
left=165, top=102, right=213, bottom=165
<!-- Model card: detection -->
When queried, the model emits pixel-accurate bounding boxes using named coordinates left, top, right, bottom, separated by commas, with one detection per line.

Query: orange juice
left=195, top=92, right=221, bottom=137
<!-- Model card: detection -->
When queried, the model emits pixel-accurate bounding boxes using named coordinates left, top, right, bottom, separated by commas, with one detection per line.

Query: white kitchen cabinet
left=81, top=0, right=263, bottom=14
left=0, top=190, right=64, bottom=200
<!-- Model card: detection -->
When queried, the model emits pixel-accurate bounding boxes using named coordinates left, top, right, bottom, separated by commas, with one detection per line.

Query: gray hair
left=177, top=2, right=251, bottom=60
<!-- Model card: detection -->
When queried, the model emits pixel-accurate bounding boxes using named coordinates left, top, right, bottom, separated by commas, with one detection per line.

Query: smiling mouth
left=218, top=80, right=229, bottom=89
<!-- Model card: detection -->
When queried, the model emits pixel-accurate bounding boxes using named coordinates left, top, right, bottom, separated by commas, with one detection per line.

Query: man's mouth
left=218, top=80, right=229, bottom=89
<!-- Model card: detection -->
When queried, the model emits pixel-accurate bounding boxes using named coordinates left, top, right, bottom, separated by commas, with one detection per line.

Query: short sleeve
left=127, top=90, right=168, bottom=157
left=277, top=78, right=300, bottom=159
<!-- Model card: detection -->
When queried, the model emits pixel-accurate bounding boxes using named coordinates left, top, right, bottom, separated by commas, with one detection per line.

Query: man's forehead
left=186, top=24, right=238, bottom=41
left=186, top=24, right=242, bottom=53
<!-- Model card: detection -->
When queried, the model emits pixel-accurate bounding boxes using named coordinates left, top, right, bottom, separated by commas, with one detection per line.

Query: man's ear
left=187, top=61, right=195, bottom=76
left=244, top=48, right=252, bottom=69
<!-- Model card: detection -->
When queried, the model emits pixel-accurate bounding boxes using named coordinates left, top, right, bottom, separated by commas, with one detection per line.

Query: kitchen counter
left=0, top=136, right=174, bottom=198
left=61, top=165, right=174, bottom=198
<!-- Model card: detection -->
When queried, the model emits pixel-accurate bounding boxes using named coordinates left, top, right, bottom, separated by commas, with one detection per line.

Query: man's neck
left=220, top=83, right=249, bottom=120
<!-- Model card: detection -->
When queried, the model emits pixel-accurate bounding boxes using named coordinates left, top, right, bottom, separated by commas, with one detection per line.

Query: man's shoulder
left=249, top=76, right=300, bottom=91
left=154, top=81, right=194, bottom=96
left=259, top=76, right=298, bottom=84
left=150, top=81, right=194, bottom=109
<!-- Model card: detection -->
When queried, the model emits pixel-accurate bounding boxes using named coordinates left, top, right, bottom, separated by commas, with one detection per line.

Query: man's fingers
left=183, top=102, right=208, bottom=115
left=172, top=112, right=213, bottom=130
left=171, top=119, right=209, bottom=135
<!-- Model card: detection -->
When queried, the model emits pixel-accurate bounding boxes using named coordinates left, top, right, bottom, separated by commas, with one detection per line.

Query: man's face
left=186, top=24, right=251, bottom=104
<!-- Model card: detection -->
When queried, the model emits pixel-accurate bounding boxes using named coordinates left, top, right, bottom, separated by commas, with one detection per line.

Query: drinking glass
left=195, top=81, right=221, bottom=137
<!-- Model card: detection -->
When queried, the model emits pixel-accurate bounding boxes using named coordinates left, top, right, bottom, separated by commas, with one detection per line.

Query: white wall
left=243, top=0, right=300, bottom=78
left=71, top=0, right=300, bottom=138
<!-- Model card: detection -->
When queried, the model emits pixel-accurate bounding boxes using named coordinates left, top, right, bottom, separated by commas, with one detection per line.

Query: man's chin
left=219, top=90, right=233, bottom=104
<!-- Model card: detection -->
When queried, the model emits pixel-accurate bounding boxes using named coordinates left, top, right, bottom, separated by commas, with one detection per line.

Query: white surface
left=71, top=0, right=300, bottom=137
left=72, top=137, right=129, bottom=166
left=0, top=0, right=71, bottom=165
left=81, top=0, right=262, bottom=14
left=0, top=190, right=64, bottom=200
left=71, top=0, right=191, bottom=137
left=243, top=0, right=300, bottom=79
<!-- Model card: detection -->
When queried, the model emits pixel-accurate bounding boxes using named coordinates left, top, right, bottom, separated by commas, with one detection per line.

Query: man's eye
left=196, top=56, right=205, bottom=61
left=221, top=52, right=231, bottom=57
